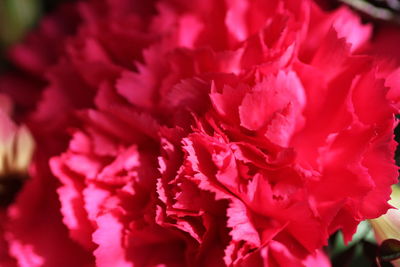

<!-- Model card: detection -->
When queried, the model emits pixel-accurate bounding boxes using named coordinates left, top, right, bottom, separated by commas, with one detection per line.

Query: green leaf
left=0, top=0, right=41, bottom=47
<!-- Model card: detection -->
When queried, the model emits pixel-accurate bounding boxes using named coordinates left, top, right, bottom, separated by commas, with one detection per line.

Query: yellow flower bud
left=0, top=94, right=34, bottom=206
left=370, top=185, right=400, bottom=266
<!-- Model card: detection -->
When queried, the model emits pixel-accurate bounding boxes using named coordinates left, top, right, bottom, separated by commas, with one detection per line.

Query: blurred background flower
left=0, top=94, right=34, bottom=207
left=370, top=185, right=400, bottom=267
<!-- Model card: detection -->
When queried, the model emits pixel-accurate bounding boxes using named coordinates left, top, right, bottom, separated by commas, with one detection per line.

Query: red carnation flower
left=0, top=0, right=399, bottom=266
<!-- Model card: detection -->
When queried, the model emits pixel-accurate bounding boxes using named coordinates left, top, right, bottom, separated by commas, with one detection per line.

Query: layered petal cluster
left=0, top=0, right=399, bottom=266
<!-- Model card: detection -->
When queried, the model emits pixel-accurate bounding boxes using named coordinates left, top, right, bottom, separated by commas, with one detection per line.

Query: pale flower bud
left=0, top=94, right=34, bottom=207
left=370, top=185, right=400, bottom=266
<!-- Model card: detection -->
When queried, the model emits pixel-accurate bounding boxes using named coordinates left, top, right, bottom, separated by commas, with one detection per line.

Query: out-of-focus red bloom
left=0, top=0, right=399, bottom=266
left=0, top=4, right=95, bottom=267
left=0, top=4, right=81, bottom=117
